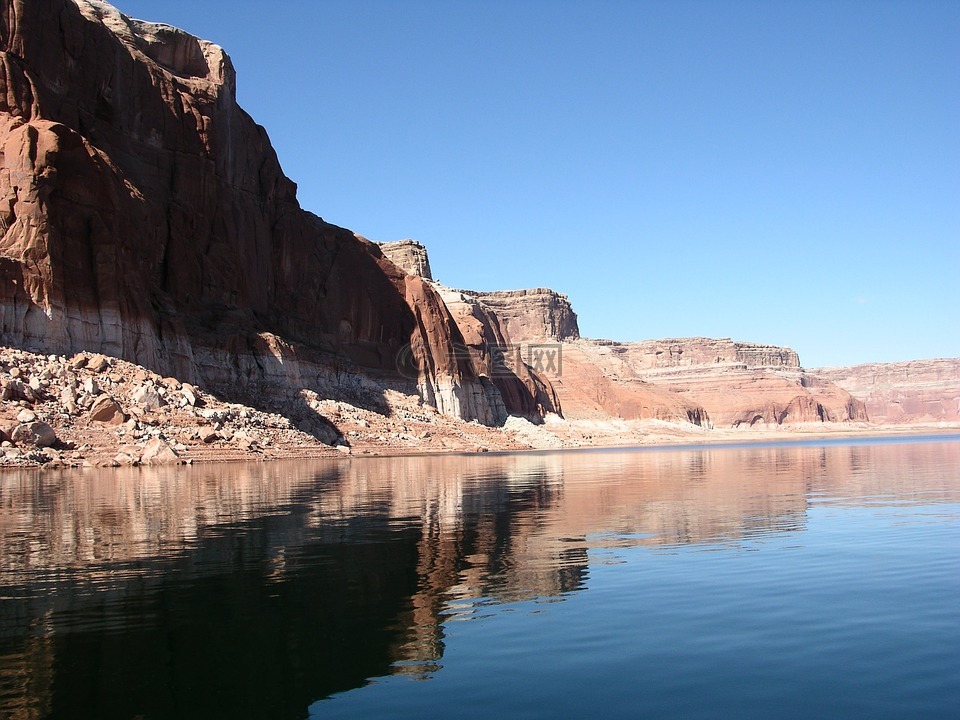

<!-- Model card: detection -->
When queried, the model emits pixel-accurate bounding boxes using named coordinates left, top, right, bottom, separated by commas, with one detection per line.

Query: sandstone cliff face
left=550, top=342, right=709, bottom=425
left=368, top=237, right=561, bottom=422
left=377, top=239, right=432, bottom=280
left=0, top=0, right=503, bottom=423
left=608, top=337, right=801, bottom=372
left=815, top=359, right=960, bottom=425
left=459, top=288, right=580, bottom=342
left=435, top=286, right=561, bottom=421
left=562, top=338, right=866, bottom=428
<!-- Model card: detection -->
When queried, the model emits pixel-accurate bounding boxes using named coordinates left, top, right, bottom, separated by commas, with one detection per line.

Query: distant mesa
left=814, top=359, right=960, bottom=425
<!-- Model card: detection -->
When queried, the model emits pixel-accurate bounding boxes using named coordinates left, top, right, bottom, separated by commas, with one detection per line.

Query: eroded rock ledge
left=377, top=239, right=433, bottom=281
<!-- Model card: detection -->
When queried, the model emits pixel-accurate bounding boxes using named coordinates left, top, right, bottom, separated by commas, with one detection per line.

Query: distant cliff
left=455, top=288, right=580, bottom=343
left=815, top=359, right=960, bottom=425
left=605, top=337, right=801, bottom=372
left=377, top=239, right=432, bottom=280
left=558, top=338, right=865, bottom=428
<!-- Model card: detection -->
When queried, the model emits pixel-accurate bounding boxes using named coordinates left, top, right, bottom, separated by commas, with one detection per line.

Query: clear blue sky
left=115, top=0, right=958, bottom=367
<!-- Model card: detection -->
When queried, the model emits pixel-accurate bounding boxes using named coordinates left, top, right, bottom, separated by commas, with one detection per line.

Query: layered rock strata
left=592, top=337, right=801, bottom=372
left=458, top=288, right=580, bottom=342
left=815, top=359, right=960, bottom=425
left=558, top=338, right=866, bottom=428
left=549, top=342, right=710, bottom=425
left=434, top=286, right=561, bottom=422
left=0, top=0, right=508, bottom=424
left=377, top=239, right=432, bottom=280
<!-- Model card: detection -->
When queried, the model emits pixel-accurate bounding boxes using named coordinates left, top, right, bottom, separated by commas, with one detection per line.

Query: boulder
left=11, top=422, right=58, bottom=448
left=86, top=355, right=110, bottom=373
left=89, top=395, right=125, bottom=425
left=132, top=384, right=165, bottom=412
left=181, top=384, right=201, bottom=407
left=140, top=438, right=179, bottom=465
left=196, top=426, right=219, bottom=443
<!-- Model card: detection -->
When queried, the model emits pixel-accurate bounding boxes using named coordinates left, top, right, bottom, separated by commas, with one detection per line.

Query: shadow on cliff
left=0, top=0, right=479, bottom=443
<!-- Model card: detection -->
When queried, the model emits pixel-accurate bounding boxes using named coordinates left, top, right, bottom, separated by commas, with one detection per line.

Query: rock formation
left=0, top=0, right=510, bottom=424
left=558, top=338, right=866, bottom=428
left=591, top=337, right=801, bottom=372
left=457, top=288, right=580, bottom=342
left=366, top=238, right=563, bottom=422
left=549, top=342, right=710, bottom=425
left=0, top=0, right=947, bottom=460
left=377, top=239, right=432, bottom=280
left=434, top=285, right=561, bottom=421
left=815, top=359, right=960, bottom=425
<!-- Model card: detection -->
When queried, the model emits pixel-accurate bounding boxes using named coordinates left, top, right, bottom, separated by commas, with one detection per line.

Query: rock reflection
left=0, top=439, right=957, bottom=719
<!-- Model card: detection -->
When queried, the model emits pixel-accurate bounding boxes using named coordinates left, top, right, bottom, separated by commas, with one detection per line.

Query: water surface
left=1, top=436, right=958, bottom=718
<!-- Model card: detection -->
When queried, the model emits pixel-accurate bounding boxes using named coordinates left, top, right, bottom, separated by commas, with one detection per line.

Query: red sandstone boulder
left=88, top=395, right=125, bottom=424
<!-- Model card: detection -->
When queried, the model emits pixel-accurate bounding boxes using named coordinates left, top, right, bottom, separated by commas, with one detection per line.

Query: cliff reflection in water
left=1, top=440, right=957, bottom=719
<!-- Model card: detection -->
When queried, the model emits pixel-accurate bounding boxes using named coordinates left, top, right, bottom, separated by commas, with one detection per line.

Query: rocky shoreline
left=0, top=345, right=539, bottom=468
left=2, top=344, right=956, bottom=470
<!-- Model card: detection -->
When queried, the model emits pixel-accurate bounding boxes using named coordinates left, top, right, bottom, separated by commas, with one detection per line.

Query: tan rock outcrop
left=457, top=288, right=580, bottom=342
left=561, top=338, right=865, bottom=428
left=377, top=239, right=432, bottom=280
left=435, top=286, right=561, bottom=421
left=815, top=359, right=960, bottom=425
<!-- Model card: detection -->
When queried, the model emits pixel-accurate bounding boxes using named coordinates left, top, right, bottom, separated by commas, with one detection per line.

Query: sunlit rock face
left=377, top=239, right=433, bottom=280
left=366, top=234, right=560, bottom=420
left=815, top=359, right=960, bottom=425
left=435, top=285, right=561, bottom=421
left=0, top=0, right=509, bottom=422
left=456, top=288, right=580, bottom=343
left=553, top=338, right=866, bottom=428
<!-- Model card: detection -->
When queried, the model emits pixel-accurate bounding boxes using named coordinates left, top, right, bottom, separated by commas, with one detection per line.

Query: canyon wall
left=433, top=286, right=561, bottom=421
left=815, top=359, right=960, bottom=425
left=557, top=338, right=866, bottom=428
left=458, top=288, right=580, bottom=342
left=0, top=0, right=519, bottom=425
left=0, top=0, right=948, bottom=448
left=596, top=337, right=801, bottom=372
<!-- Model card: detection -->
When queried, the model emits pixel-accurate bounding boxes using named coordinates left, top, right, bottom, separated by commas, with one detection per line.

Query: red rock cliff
left=815, top=359, right=960, bottom=425
left=0, top=0, right=505, bottom=422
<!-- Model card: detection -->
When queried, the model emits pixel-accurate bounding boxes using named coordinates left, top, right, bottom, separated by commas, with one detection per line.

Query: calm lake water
left=1, top=436, right=958, bottom=719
